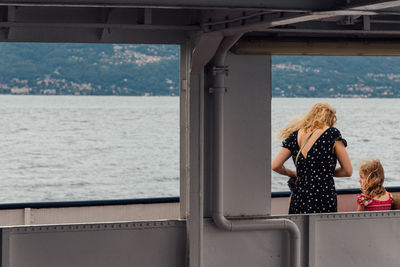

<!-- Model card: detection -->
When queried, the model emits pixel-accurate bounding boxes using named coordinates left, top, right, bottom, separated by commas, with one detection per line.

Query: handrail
left=272, top=186, right=400, bottom=198
left=0, top=197, right=179, bottom=210
left=2, top=186, right=400, bottom=210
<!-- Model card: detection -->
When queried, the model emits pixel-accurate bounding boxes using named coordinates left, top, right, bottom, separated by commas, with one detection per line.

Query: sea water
left=0, top=95, right=399, bottom=203
left=0, top=95, right=179, bottom=203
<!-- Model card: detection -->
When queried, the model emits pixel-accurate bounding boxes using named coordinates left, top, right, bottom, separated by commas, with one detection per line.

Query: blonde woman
left=357, top=160, right=392, bottom=211
left=272, top=102, right=352, bottom=214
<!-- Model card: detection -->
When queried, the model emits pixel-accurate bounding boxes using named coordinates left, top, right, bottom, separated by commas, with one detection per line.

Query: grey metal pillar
left=202, top=53, right=294, bottom=267
left=203, top=52, right=271, bottom=217
left=185, top=33, right=223, bottom=267
left=221, top=53, right=271, bottom=216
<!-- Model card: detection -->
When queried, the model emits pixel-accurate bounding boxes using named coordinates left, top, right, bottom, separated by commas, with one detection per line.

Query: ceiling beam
left=208, top=0, right=400, bottom=35
left=0, top=21, right=200, bottom=30
left=349, top=0, right=400, bottom=11
left=259, top=27, right=400, bottom=36
left=6, top=5, right=15, bottom=40
left=215, top=12, right=371, bottom=35
left=0, top=0, right=337, bottom=10
left=232, top=38, right=400, bottom=56
left=99, top=8, right=111, bottom=41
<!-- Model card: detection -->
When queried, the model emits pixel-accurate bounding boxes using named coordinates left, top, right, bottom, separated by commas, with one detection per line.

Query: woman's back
left=272, top=102, right=352, bottom=214
left=283, top=127, right=347, bottom=213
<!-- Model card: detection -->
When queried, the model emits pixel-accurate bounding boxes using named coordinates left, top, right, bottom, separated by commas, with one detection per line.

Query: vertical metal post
left=186, top=33, right=224, bottom=267
left=24, top=208, right=31, bottom=225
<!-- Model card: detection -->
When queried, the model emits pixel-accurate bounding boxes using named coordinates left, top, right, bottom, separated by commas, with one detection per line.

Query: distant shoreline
left=2, top=94, right=400, bottom=98
left=0, top=94, right=179, bottom=97
left=272, top=96, right=400, bottom=99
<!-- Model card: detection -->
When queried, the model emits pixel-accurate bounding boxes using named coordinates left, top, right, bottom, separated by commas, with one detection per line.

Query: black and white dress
left=282, top=127, right=347, bottom=214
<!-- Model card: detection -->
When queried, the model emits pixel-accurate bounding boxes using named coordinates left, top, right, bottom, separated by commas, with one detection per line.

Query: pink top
left=357, top=192, right=392, bottom=211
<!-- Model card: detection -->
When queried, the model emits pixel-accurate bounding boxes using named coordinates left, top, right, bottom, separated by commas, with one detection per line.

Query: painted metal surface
left=203, top=216, right=306, bottom=267
left=0, top=203, right=180, bottom=226
left=203, top=51, right=271, bottom=217
left=2, top=220, right=186, bottom=267
left=207, top=47, right=300, bottom=266
left=1, top=1, right=400, bottom=44
left=203, top=211, right=400, bottom=267
left=222, top=53, right=270, bottom=216
left=2, top=212, right=399, bottom=267
left=308, top=211, right=400, bottom=267
left=0, top=0, right=337, bottom=9
left=233, top=39, right=400, bottom=56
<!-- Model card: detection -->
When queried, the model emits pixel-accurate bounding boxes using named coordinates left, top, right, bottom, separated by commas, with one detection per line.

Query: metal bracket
left=212, top=66, right=229, bottom=76
left=209, top=87, right=227, bottom=94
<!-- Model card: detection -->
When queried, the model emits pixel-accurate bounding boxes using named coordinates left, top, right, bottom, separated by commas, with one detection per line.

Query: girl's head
left=359, top=159, right=385, bottom=197
left=278, top=102, right=337, bottom=139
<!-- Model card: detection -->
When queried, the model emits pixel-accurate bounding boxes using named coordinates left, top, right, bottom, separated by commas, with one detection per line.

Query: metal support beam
left=0, top=0, right=338, bottom=10
left=99, top=8, right=111, bottom=41
left=6, top=5, right=15, bottom=40
left=363, top=15, right=371, bottom=30
left=0, top=21, right=200, bottom=30
left=232, top=38, right=400, bottom=56
left=144, top=8, right=152, bottom=24
left=203, top=0, right=400, bottom=35
left=255, top=27, right=400, bottom=36
left=351, top=0, right=400, bottom=11
left=208, top=11, right=374, bottom=35
left=186, top=32, right=223, bottom=267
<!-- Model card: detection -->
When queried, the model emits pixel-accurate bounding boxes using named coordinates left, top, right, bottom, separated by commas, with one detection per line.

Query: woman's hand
left=287, top=169, right=297, bottom=178
left=272, top=148, right=296, bottom=177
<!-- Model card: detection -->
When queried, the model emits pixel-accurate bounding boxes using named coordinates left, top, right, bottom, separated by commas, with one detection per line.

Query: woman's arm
left=357, top=205, right=365, bottom=211
left=333, top=141, right=353, bottom=177
left=271, top=148, right=297, bottom=177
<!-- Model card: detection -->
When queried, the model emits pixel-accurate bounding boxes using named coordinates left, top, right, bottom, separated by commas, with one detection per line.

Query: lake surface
left=0, top=95, right=179, bottom=203
left=0, top=95, right=399, bottom=203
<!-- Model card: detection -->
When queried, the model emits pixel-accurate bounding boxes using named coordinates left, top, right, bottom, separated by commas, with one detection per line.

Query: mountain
left=272, top=56, right=400, bottom=98
left=0, top=43, right=399, bottom=97
left=0, top=43, right=179, bottom=96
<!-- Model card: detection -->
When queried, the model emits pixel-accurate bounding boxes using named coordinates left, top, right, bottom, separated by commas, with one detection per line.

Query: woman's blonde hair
left=359, top=159, right=385, bottom=198
left=278, top=102, right=337, bottom=139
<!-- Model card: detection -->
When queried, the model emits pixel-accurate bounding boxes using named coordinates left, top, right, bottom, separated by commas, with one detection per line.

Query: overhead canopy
left=0, top=0, right=399, bottom=49
left=0, top=0, right=355, bottom=9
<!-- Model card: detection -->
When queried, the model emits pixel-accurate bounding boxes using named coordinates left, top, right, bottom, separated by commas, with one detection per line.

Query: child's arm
left=356, top=195, right=368, bottom=211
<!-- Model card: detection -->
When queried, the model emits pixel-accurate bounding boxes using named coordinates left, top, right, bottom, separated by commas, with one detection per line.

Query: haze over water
left=0, top=95, right=398, bottom=203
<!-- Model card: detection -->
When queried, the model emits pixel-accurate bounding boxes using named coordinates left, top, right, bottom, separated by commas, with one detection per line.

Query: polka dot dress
left=282, top=127, right=347, bottom=214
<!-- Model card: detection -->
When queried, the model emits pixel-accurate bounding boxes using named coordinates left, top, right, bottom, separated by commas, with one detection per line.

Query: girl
left=272, top=102, right=352, bottom=214
left=357, top=160, right=392, bottom=211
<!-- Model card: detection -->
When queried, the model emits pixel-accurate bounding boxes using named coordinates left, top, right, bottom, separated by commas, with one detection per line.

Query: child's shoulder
left=357, top=194, right=373, bottom=206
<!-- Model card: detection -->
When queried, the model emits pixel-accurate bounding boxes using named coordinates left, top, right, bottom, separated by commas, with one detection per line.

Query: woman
left=272, top=102, right=352, bottom=214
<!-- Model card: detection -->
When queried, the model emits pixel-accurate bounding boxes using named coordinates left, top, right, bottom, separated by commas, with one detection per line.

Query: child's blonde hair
left=278, top=102, right=337, bottom=139
left=359, top=159, right=385, bottom=198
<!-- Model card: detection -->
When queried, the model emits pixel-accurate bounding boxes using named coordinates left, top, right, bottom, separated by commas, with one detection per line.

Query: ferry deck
left=1, top=0, right=400, bottom=267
